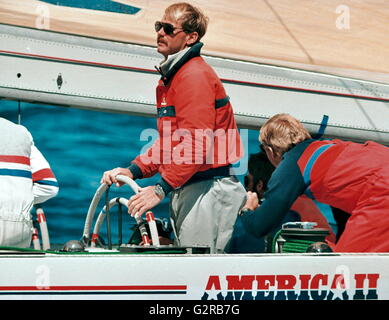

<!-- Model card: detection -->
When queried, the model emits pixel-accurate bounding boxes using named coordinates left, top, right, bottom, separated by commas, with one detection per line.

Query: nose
left=157, top=27, right=166, bottom=36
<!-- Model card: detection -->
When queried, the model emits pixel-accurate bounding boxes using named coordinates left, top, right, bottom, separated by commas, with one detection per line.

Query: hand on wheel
left=100, top=167, right=133, bottom=187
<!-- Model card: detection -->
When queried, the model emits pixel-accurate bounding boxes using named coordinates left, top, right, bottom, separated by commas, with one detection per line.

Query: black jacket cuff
left=127, top=163, right=143, bottom=180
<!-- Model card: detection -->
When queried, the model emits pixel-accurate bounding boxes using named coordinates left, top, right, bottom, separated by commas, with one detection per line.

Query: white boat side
left=0, top=251, right=388, bottom=300
left=1, top=24, right=388, bottom=145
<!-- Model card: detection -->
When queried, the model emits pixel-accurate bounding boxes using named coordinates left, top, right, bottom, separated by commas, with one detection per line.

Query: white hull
left=0, top=251, right=388, bottom=300
left=1, top=24, right=388, bottom=145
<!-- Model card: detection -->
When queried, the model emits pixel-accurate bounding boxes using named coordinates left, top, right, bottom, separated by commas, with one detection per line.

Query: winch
left=272, top=222, right=333, bottom=253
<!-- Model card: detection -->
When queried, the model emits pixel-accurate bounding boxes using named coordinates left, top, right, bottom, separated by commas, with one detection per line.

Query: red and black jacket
left=129, top=42, right=243, bottom=194
left=241, top=138, right=387, bottom=238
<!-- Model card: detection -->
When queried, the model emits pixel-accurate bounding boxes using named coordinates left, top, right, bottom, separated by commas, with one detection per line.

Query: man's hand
left=243, top=191, right=259, bottom=211
left=127, top=186, right=162, bottom=218
left=100, top=167, right=133, bottom=187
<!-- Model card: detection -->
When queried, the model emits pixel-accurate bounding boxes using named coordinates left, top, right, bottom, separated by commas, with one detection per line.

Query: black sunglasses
left=155, top=21, right=184, bottom=35
left=259, top=143, right=267, bottom=153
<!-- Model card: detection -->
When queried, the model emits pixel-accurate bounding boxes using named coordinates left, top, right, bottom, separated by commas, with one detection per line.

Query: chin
left=157, top=46, right=167, bottom=57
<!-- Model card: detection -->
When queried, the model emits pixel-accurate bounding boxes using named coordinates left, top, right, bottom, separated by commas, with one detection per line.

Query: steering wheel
left=81, top=175, right=160, bottom=249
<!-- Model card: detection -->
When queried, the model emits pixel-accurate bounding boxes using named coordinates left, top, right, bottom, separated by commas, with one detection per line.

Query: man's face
left=156, top=18, right=189, bottom=58
left=244, top=173, right=265, bottom=200
left=244, top=173, right=255, bottom=192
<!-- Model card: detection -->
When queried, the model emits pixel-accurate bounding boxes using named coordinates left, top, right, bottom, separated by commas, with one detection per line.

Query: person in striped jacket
left=0, top=117, right=58, bottom=248
left=241, top=113, right=389, bottom=252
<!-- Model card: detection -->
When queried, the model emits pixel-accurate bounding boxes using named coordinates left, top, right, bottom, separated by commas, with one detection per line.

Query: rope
left=282, top=239, right=316, bottom=253
left=272, top=231, right=317, bottom=253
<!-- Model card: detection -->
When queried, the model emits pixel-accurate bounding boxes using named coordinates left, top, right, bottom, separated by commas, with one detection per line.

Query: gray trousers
left=169, top=176, right=246, bottom=253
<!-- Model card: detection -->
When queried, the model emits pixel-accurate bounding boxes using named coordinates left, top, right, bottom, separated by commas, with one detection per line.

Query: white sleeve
left=30, top=145, right=59, bottom=204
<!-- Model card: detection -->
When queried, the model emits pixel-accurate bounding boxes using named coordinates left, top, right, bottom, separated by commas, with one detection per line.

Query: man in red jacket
left=102, top=3, right=246, bottom=252
left=226, top=152, right=336, bottom=253
left=241, top=113, right=389, bottom=252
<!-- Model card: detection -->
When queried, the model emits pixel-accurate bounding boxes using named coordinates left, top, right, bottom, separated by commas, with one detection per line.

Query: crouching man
left=241, top=113, right=389, bottom=252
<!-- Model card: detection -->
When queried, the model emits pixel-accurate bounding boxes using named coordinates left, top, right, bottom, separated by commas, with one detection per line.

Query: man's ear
left=186, top=32, right=199, bottom=46
left=266, top=146, right=282, bottom=167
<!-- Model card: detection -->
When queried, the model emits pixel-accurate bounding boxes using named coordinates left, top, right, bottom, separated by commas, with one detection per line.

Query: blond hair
left=164, top=2, right=209, bottom=41
left=260, top=114, right=311, bottom=156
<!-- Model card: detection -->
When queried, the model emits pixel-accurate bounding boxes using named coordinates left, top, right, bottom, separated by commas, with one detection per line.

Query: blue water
left=0, top=101, right=259, bottom=245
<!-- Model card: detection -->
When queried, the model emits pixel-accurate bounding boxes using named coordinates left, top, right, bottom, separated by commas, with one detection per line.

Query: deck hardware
left=57, top=73, right=63, bottom=89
